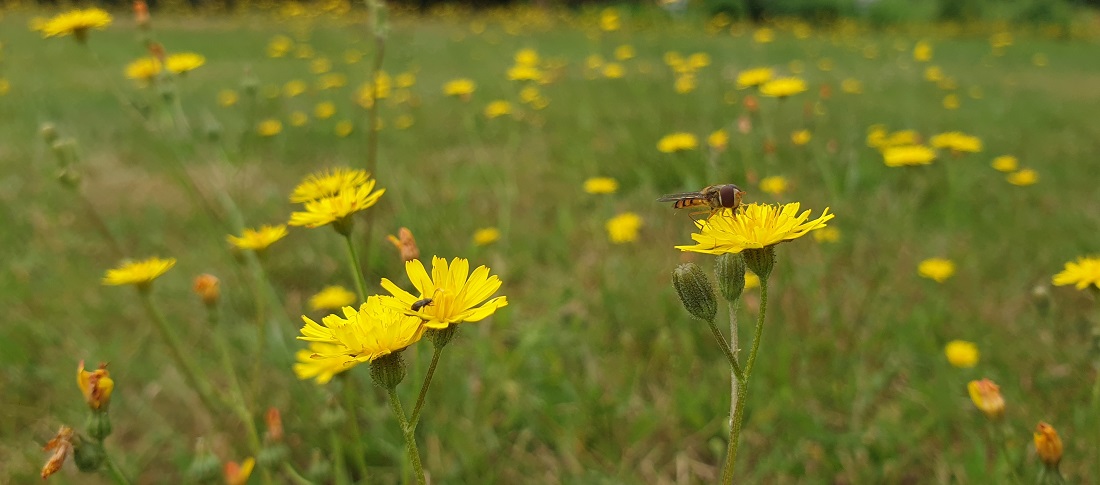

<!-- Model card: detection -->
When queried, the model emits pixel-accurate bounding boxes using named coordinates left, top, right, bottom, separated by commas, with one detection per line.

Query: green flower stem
left=137, top=290, right=221, bottom=416
left=342, top=232, right=369, bottom=302
left=993, top=424, right=1022, bottom=483
left=281, top=463, right=316, bottom=485
left=728, top=300, right=740, bottom=428
left=721, top=279, right=769, bottom=485
left=359, top=0, right=388, bottom=277
left=342, top=378, right=371, bottom=481
left=386, top=388, right=426, bottom=485
left=329, top=426, right=351, bottom=485
left=409, top=346, right=444, bottom=430
left=102, top=450, right=131, bottom=485
left=706, top=319, right=744, bottom=383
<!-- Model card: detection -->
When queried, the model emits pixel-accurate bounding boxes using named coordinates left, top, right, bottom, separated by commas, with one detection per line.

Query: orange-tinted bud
left=743, top=95, right=759, bottom=113
left=385, top=227, right=420, bottom=262
left=133, top=0, right=150, bottom=26
left=224, top=458, right=256, bottom=485
left=41, top=426, right=74, bottom=479
left=967, top=378, right=1005, bottom=420
left=1034, top=422, right=1063, bottom=469
left=147, top=42, right=166, bottom=61
left=77, top=361, right=114, bottom=410
left=265, top=407, right=283, bottom=442
left=193, top=274, right=220, bottom=307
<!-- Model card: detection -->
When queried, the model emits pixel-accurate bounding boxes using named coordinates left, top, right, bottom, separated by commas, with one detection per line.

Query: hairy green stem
left=208, top=306, right=270, bottom=485
left=706, top=319, right=744, bottom=383
left=409, top=346, right=444, bottom=430
left=721, top=279, right=769, bottom=484
left=728, top=300, right=740, bottom=430
left=387, top=388, right=426, bottom=485
left=329, top=427, right=351, bottom=485
left=138, top=290, right=221, bottom=415
left=342, top=232, right=369, bottom=301
left=103, top=451, right=131, bottom=485
left=342, top=378, right=371, bottom=481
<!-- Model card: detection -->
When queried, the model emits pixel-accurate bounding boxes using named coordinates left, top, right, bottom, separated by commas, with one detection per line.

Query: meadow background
left=2, top=1, right=1100, bottom=483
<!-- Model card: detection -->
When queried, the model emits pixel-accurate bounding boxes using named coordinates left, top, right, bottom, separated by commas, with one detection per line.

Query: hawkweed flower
left=657, top=132, right=698, bottom=153
left=298, top=295, right=426, bottom=363
left=294, top=342, right=355, bottom=384
left=125, top=58, right=162, bottom=85
left=968, top=378, right=1005, bottom=420
left=165, top=52, right=205, bottom=75
left=708, top=130, right=729, bottom=152
left=918, top=258, right=955, bottom=283
left=443, top=78, right=476, bottom=100
left=290, top=167, right=371, bottom=203
left=102, top=257, right=175, bottom=290
left=791, top=130, right=811, bottom=146
left=813, top=227, right=840, bottom=243
left=227, top=224, right=288, bottom=252
left=991, top=155, right=1019, bottom=172
left=914, top=40, right=933, bottom=61
left=473, top=227, right=501, bottom=246
left=606, top=212, right=643, bottom=244
left=386, top=227, right=421, bottom=262
left=381, top=256, right=508, bottom=330
left=1052, top=256, right=1100, bottom=290
left=676, top=202, right=832, bottom=255
left=257, top=119, right=282, bottom=136
left=309, top=286, right=358, bottom=312
left=77, top=361, right=114, bottom=410
left=484, top=100, right=513, bottom=119
left=218, top=90, right=238, bottom=107
left=883, top=145, right=937, bottom=167
left=41, top=426, right=75, bottom=479
left=945, top=340, right=979, bottom=368
left=288, top=181, right=385, bottom=234
left=1034, top=422, right=1063, bottom=470
left=583, top=177, right=619, bottom=194
left=224, top=457, right=255, bottom=485
left=759, top=176, right=789, bottom=196
left=841, top=78, right=863, bottom=94
left=1006, top=169, right=1038, bottom=186
left=759, top=77, right=807, bottom=98
left=930, top=132, right=982, bottom=154
left=736, top=67, right=773, bottom=89
left=193, top=274, right=220, bottom=307
left=39, top=8, right=112, bottom=41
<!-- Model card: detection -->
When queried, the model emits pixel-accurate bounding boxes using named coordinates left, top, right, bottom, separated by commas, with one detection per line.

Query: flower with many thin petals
left=103, top=257, right=176, bottom=287
left=288, top=182, right=385, bottom=231
left=40, top=8, right=112, bottom=40
left=883, top=145, right=936, bottom=167
left=1053, top=256, right=1100, bottom=290
left=381, top=257, right=508, bottom=330
left=293, top=342, right=355, bottom=384
left=930, top=132, right=982, bottom=154
left=675, top=203, right=834, bottom=255
left=227, top=225, right=288, bottom=252
left=918, top=258, right=955, bottom=283
left=309, top=286, right=358, bottom=311
left=736, top=67, right=774, bottom=89
left=759, top=77, right=807, bottom=98
left=125, top=57, right=162, bottom=84
left=298, top=295, right=426, bottom=361
left=165, top=52, right=205, bottom=74
left=290, top=168, right=371, bottom=203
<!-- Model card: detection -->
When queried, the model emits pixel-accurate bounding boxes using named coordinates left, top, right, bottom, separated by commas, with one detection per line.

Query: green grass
left=3, top=5, right=1100, bottom=483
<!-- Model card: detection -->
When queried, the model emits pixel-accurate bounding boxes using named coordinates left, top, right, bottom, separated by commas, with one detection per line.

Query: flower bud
left=673, top=263, right=718, bottom=322
left=1034, top=422, right=1063, bottom=470
left=427, top=325, right=457, bottom=349
left=73, top=438, right=106, bottom=472
left=369, top=352, right=407, bottom=389
left=133, top=0, right=150, bottom=28
left=264, top=407, right=283, bottom=443
left=967, top=378, right=1005, bottom=420
left=742, top=246, right=776, bottom=281
left=715, top=253, right=746, bottom=303
left=186, top=438, right=221, bottom=483
left=77, top=361, right=114, bottom=411
left=224, top=458, right=256, bottom=485
left=41, top=426, right=74, bottom=479
left=40, top=123, right=59, bottom=144
left=193, top=274, right=220, bottom=307
left=386, top=227, right=420, bottom=262
left=86, top=411, right=112, bottom=441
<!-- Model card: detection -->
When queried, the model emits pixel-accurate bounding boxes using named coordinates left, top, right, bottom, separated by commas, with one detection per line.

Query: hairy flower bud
left=73, top=439, right=106, bottom=472
left=428, top=326, right=457, bottom=349
left=715, top=253, right=747, bottom=303
left=673, top=263, right=718, bottom=322
left=369, top=352, right=407, bottom=390
left=86, top=411, right=112, bottom=441
left=742, top=246, right=776, bottom=281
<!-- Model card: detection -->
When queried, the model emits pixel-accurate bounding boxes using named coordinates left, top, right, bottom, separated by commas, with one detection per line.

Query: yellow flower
left=288, top=181, right=385, bottom=230
left=310, top=57, right=332, bottom=74
left=1034, top=422, right=1063, bottom=469
left=193, top=274, right=220, bottom=306
left=310, top=285, right=358, bottom=311
left=396, top=72, right=416, bottom=88
left=343, top=48, right=362, bottom=64
left=77, top=361, right=114, bottom=410
left=708, top=130, right=729, bottom=151
left=514, top=48, right=539, bottom=66
left=968, top=378, right=1005, bottom=420
left=380, top=256, right=508, bottom=329
left=318, top=73, right=347, bottom=90
left=519, top=86, right=541, bottom=104
left=125, top=58, right=162, bottom=84
left=395, top=114, right=415, bottom=130
left=991, top=155, right=1018, bottom=172
left=224, top=457, right=255, bottom=485
left=759, top=77, right=808, bottom=98
left=0, top=78, right=9, bottom=96
left=884, top=130, right=921, bottom=147
left=267, top=35, right=293, bottom=58
left=913, top=40, right=933, bottom=62
left=484, top=100, right=513, bottom=119
left=687, top=53, right=710, bottom=69
left=443, top=78, right=476, bottom=98
left=744, top=272, right=761, bottom=290
left=294, top=342, right=356, bottom=384
left=284, top=79, right=308, bottom=97
left=599, top=8, right=620, bottom=32
left=335, top=120, right=354, bottom=137
left=218, top=89, right=238, bottom=107
left=507, top=65, right=543, bottom=82
left=675, top=203, right=834, bottom=255
left=791, top=130, right=811, bottom=146
left=923, top=66, right=943, bottom=82
left=299, top=296, right=425, bottom=362
left=165, top=52, right=205, bottom=74
left=103, top=257, right=176, bottom=287
left=945, top=340, right=979, bottom=368
left=289, top=111, right=309, bottom=126
left=657, top=132, right=698, bottom=153
left=883, top=145, right=937, bottom=167
left=752, top=27, right=774, bottom=44
left=918, top=258, right=955, bottom=283
left=583, top=177, right=619, bottom=194
left=813, top=226, right=840, bottom=243
left=257, top=119, right=282, bottom=137
left=1052, top=256, right=1100, bottom=290
left=602, top=63, right=625, bottom=79
left=759, top=176, right=789, bottom=195
left=942, top=94, right=959, bottom=110
left=39, top=8, right=112, bottom=40
left=290, top=168, right=371, bottom=203
left=314, top=101, right=336, bottom=120
left=614, top=44, right=635, bottom=60
left=227, top=225, right=288, bottom=252
left=606, top=212, right=643, bottom=244
left=1007, top=169, right=1038, bottom=186
left=840, top=78, right=863, bottom=94
left=473, top=227, right=501, bottom=246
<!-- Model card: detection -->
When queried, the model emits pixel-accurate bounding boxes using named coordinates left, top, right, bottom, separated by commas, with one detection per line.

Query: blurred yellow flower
left=736, top=67, right=774, bottom=89
left=614, top=44, right=635, bottom=60
left=227, top=225, right=288, bottom=252
left=396, top=72, right=416, bottom=88
left=759, top=77, right=807, bottom=98
left=165, top=52, right=205, bottom=74
left=310, top=57, right=332, bottom=74
left=343, top=48, right=362, bottom=64
left=218, top=89, right=239, bottom=107
left=335, top=120, right=353, bottom=137
left=759, top=176, right=789, bottom=195
left=257, top=119, right=282, bottom=137
left=918, top=258, right=955, bottom=283
left=0, top=79, right=8, bottom=96
left=913, top=40, right=932, bottom=62
left=1006, top=169, right=1038, bottom=186
left=657, top=132, right=698, bottom=153
left=606, top=212, right=643, bottom=244
left=923, top=66, right=943, bottom=82
left=284, top=79, right=308, bottom=97
left=290, top=168, right=370, bottom=203
left=507, top=65, right=543, bottom=82
left=674, top=75, right=696, bottom=94
left=943, top=94, right=959, bottom=110
left=753, top=28, right=774, bottom=44
left=583, top=177, right=619, bottom=194
left=289, top=181, right=385, bottom=230
left=840, top=78, right=863, bottom=94
left=298, top=296, right=424, bottom=363
left=1052, top=256, right=1100, bottom=290
left=484, top=100, right=513, bottom=119
left=945, top=340, right=979, bottom=368
left=125, top=58, right=162, bottom=84
left=381, top=256, right=509, bottom=329
left=1032, top=53, right=1048, bottom=67
left=473, top=227, right=501, bottom=246
left=103, top=257, right=176, bottom=287
left=991, top=155, right=1018, bottom=172
left=294, top=342, right=355, bottom=384
left=267, top=35, right=293, bottom=58
left=310, top=286, right=358, bottom=311
left=39, top=8, right=112, bottom=40
left=224, top=457, right=255, bottom=485
left=602, top=63, right=625, bottom=79
left=929, top=132, right=982, bottom=154
left=444, top=78, right=476, bottom=98
left=314, top=101, right=336, bottom=120
left=76, top=361, right=114, bottom=410
left=1034, top=423, right=1062, bottom=468
left=883, top=145, right=936, bottom=167
left=968, top=378, right=1005, bottom=420
left=676, top=203, right=834, bottom=255
left=791, top=129, right=811, bottom=146
left=514, top=48, right=539, bottom=66
left=687, top=53, right=710, bottom=69
left=599, top=8, right=620, bottom=32
left=708, top=130, right=729, bottom=151
left=813, top=226, right=840, bottom=243
left=289, top=111, right=309, bottom=127
left=395, top=114, right=414, bottom=129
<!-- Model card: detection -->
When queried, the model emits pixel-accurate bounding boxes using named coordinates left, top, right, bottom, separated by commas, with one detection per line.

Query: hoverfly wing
left=656, top=191, right=705, bottom=202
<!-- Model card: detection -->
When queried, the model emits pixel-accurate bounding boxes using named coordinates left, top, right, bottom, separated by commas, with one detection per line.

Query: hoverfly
left=657, top=184, right=745, bottom=218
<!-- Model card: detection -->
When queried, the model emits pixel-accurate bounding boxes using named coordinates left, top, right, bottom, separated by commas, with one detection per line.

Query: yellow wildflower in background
left=943, top=94, right=959, bottom=110
left=674, top=75, right=696, bottom=94
left=125, top=58, right=162, bottom=84
left=290, top=168, right=370, bottom=203
left=759, top=77, right=808, bottom=98
left=752, top=27, right=774, bottom=44
left=791, top=130, right=811, bottom=146
left=840, top=78, right=863, bottom=94
left=1006, top=169, right=1038, bottom=186
left=39, top=8, right=112, bottom=40
left=218, top=89, right=239, bottom=107
left=813, top=226, right=840, bottom=243
left=599, top=8, right=620, bottom=32
left=310, top=58, right=332, bottom=74
left=913, top=40, right=932, bottom=62
left=759, top=176, right=789, bottom=195
left=395, top=114, right=414, bottom=129
left=883, top=145, right=936, bottom=167
left=614, top=44, right=635, bottom=60
left=381, top=256, right=509, bottom=329
left=657, top=132, right=698, bottom=153
left=103, top=257, right=176, bottom=287
left=602, top=63, right=625, bottom=79
left=923, top=66, right=943, bottom=82
left=484, top=100, right=513, bottom=119
left=708, top=130, right=729, bottom=151
left=583, top=177, right=619, bottom=194
left=165, top=52, right=205, bottom=74
left=968, top=378, right=1005, bottom=420
left=257, top=119, right=282, bottom=137
left=335, top=120, right=354, bottom=137
left=991, top=155, right=1019, bottom=172
left=444, top=78, right=476, bottom=98
left=1034, top=423, right=1063, bottom=468
left=267, top=35, right=293, bottom=57
left=294, top=342, right=355, bottom=384
left=289, top=181, right=385, bottom=230
left=918, top=258, right=955, bottom=282
left=930, top=132, right=982, bottom=154
left=227, top=225, right=288, bottom=252
left=299, top=296, right=425, bottom=362
left=1052, top=256, right=1100, bottom=290
left=1032, top=54, right=1049, bottom=67
left=284, top=79, right=308, bottom=97
left=0, top=79, right=9, bottom=96
left=76, top=361, right=114, bottom=410
left=314, top=101, right=336, bottom=120
left=310, top=285, right=358, bottom=311
left=676, top=203, right=834, bottom=255
left=736, top=67, right=773, bottom=89
left=289, top=111, right=309, bottom=126
left=473, top=227, right=501, bottom=246
left=606, top=212, right=643, bottom=244
left=944, top=340, right=979, bottom=368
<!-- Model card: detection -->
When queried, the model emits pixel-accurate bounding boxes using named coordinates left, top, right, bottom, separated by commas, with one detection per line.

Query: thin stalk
left=359, top=0, right=388, bottom=274
left=74, top=193, right=126, bottom=260
left=281, top=463, right=316, bottom=485
left=208, top=306, right=270, bottom=485
left=721, top=279, right=769, bottom=484
left=137, top=290, right=221, bottom=415
left=342, top=378, right=371, bottom=481
left=102, top=451, right=131, bottom=485
left=386, top=388, right=426, bottom=485
left=705, top=319, right=744, bottom=383
left=744, top=280, right=770, bottom=379
left=728, top=300, right=740, bottom=428
left=993, top=424, right=1022, bottom=484
left=329, top=427, right=351, bottom=485
left=342, top=232, right=369, bottom=302
left=408, top=346, right=444, bottom=430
